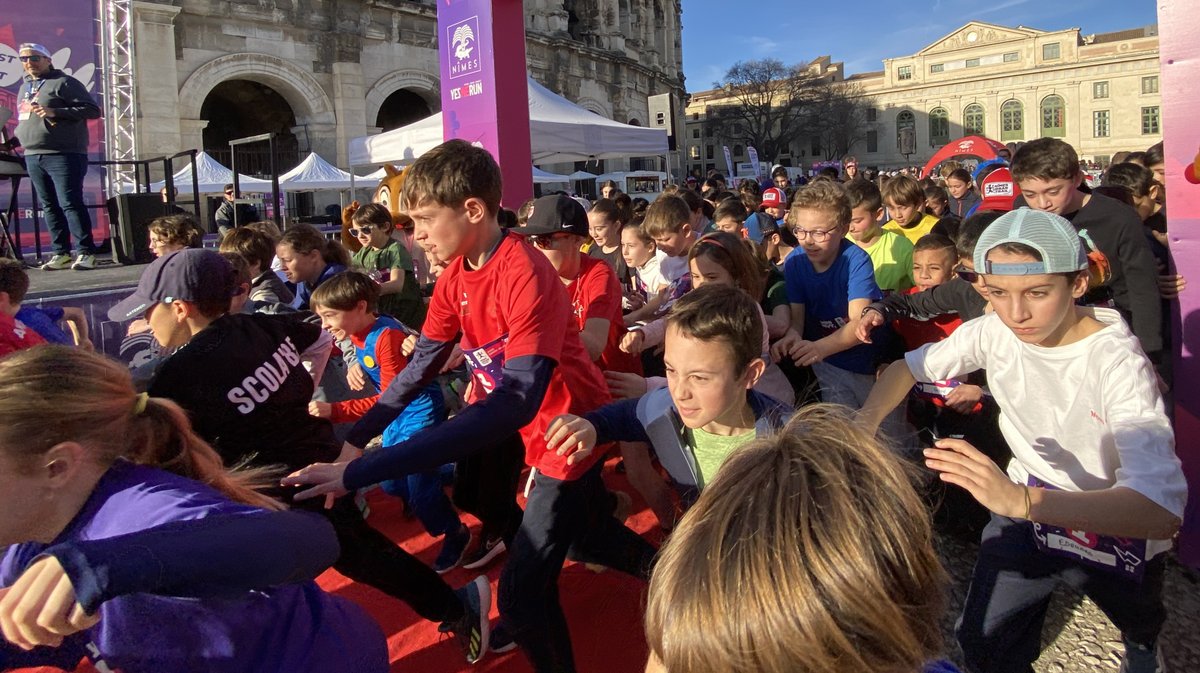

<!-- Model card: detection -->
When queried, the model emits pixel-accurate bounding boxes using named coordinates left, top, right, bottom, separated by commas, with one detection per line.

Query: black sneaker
left=441, top=575, right=490, bottom=664
left=489, top=621, right=518, bottom=653
left=433, top=524, right=471, bottom=574
left=462, top=535, right=506, bottom=570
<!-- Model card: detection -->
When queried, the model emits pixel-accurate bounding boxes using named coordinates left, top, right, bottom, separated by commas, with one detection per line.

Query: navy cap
left=108, top=249, right=238, bottom=322
left=510, top=195, right=590, bottom=237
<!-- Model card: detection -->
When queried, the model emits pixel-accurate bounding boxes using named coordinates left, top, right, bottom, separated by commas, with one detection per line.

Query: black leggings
left=301, top=495, right=463, bottom=624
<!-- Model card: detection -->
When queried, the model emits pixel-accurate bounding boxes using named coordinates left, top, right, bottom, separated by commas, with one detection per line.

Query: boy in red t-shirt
left=284, top=140, right=656, bottom=671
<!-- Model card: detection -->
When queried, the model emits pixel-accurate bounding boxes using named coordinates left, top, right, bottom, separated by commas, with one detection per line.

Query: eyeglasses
left=18, top=55, right=44, bottom=63
left=791, top=227, right=839, bottom=242
left=529, top=234, right=569, bottom=250
left=349, top=225, right=374, bottom=237
left=224, top=191, right=234, bottom=196
left=954, top=265, right=980, bottom=283
left=149, top=236, right=167, bottom=247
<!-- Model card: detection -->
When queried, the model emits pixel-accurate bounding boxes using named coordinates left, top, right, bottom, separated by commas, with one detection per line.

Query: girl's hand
left=923, top=438, right=1024, bottom=518
left=0, top=556, right=100, bottom=650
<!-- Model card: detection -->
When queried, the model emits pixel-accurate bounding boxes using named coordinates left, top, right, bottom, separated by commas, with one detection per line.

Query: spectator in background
left=214, top=183, right=260, bottom=238
left=14, top=43, right=102, bottom=271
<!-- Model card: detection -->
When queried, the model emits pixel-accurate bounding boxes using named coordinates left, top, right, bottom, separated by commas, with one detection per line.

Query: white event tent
left=151, top=151, right=270, bottom=194
left=279, top=152, right=356, bottom=191
left=348, top=77, right=668, bottom=168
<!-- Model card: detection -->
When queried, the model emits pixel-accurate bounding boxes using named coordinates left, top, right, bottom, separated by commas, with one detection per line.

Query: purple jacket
left=1, top=461, right=387, bottom=673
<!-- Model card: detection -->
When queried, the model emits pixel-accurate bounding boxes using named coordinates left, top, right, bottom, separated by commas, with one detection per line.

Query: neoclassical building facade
left=131, top=0, right=684, bottom=173
left=684, top=22, right=1162, bottom=175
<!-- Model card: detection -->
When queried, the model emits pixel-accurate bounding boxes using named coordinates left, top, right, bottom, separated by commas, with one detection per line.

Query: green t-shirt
left=352, top=240, right=426, bottom=328
left=760, top=266, right=789, bottom=314
left=686, top=426, right=757, bottom=488
left=856, top=228, right=914, bottom=293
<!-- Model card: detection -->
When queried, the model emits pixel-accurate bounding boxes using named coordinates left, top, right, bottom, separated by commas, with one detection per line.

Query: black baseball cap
left=108, top=249, right=238, bottom=321
left=510, top=195, right=590, bottom=237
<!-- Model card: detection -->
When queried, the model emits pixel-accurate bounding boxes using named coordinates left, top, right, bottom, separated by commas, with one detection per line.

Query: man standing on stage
left=14, top=43, right=101, bottom=270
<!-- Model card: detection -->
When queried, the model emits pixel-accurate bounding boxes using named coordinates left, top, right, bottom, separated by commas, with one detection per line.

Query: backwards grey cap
left=973, top=207, right=1088, bottom=276
left=108, top=249, right=237, bottom=322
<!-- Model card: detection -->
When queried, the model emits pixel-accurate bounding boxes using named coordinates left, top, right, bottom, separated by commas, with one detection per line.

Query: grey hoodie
left=14, top=69, right=100, bottom=155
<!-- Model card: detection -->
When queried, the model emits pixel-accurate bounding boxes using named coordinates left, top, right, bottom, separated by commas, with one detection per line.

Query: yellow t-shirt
left=883, top=212, right=938, bottom=246
left=854, top=228, right=914, bottom=293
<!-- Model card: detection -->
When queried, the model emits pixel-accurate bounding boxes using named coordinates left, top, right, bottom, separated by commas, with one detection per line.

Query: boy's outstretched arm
left=283, top=354, right=555, bottom=501
left=857, top=359, right=916, bottom=435
left=343, top=335, right=458, bottom=450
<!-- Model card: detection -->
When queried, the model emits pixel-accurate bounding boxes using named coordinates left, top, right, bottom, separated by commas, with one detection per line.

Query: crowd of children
left=0, top=134, right=1188, bottom=673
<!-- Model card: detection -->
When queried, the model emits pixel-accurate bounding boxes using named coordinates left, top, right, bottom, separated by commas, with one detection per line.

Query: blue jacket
left=585, top=387, right=791, bottom=503
left=0, top=461, right=387, bottom=673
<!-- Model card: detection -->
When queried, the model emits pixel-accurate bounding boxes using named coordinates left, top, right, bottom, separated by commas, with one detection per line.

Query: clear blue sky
left=682, top=0, right=1160, bottom=90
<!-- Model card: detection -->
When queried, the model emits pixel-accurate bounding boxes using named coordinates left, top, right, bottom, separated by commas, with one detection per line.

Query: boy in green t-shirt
left=846, top=180, right=914, bottom=294
left=348, top=203, right=426, bottom=328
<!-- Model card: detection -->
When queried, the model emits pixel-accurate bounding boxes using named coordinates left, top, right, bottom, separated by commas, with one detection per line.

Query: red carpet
left=20, top=459, right=662, bottom=673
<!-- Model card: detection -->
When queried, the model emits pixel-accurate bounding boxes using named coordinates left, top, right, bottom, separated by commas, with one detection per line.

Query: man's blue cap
left=108, top=249, right=237, bottom=322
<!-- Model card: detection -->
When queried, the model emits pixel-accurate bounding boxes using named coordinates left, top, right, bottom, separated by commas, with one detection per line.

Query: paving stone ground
left=934, top=534, right=1200, bottom=672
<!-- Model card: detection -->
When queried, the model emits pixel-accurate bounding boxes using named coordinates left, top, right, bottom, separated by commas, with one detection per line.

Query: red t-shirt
left=422, top=233, right=611, bottom=480
left=892, top=285, right=963, bottom=350
left=569, top=255, right=643, bottom=375
left=0, top=313, right=45, bottom=358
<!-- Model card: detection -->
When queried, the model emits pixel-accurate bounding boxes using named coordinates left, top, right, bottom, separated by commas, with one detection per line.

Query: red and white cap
left=977, top=167, right=1020, bottom=213
left=760, top=187, right=787, bottom=209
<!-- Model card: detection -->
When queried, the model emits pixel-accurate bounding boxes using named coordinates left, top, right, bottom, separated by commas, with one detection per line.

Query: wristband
left=860, top=305, right=883, bottom=319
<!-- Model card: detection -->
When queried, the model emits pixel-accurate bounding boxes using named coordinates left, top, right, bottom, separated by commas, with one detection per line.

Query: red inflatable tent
left=921, top=135, right=1009, bottom=178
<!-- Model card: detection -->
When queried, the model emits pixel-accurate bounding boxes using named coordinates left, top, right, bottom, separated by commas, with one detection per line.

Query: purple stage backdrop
left=1, top=4, right=108, bottom=254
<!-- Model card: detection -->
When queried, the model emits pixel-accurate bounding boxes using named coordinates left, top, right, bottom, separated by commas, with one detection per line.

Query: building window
left=1003, top=51, right=1019, bottom=62
left=1142, top=76, right=1159, bottom=95
left=1042, top=43, right=1060, bottom=60
left=1093, top=110, right=1110, bottom=138
left=929, top=107, right=950, bottom=146
left=930, top=63, right=944, bottom=73
left=1001, top=99, right=1024, bottom=142
left=691, top=128, right=700, bottom=139
left=965, top=58, right=980, bottom=68
left=1093, top=81, right=1109, bottom=99
left=733, top=144, right=743, bottom=157
left=897, top=65, right=913, bottom=81
left=705, top=145, right=714, bottom=160
left=866, top=129, right=878, bottom=153
left=896, top=110, right=916, bottom=153
left=1040, top=95, right=1065, bottom=138
left=1142, top=106, right=1160, bottom=135
left=963, top=103, right=985, bottom=136
left=689, top=145, right=700, bottom=159
left=866, top=108, right=877, bottom=122
left=692, top=113, right=699, bottom=121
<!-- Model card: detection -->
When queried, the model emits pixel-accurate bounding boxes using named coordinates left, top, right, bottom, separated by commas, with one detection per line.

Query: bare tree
left=803, top=81, right=874, bottom=161
left=704, top=59, right=823, bottom=163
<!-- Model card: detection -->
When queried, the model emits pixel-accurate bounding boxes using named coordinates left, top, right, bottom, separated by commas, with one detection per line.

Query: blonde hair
left=0, top=347, right=280, bottom=511
left=789, top=180, right=852, bottom=228
left=645, top=404, right=946, bottom=673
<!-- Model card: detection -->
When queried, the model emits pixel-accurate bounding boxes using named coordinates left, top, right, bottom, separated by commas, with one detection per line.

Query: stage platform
left=23, top=256, right=146, bottom=301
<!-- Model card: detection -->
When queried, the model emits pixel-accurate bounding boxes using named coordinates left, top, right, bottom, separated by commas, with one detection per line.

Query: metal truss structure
left=100, top=0, right=138, bottom=196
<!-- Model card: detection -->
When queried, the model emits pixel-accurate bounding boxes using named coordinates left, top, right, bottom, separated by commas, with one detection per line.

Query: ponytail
left=0, top=346, right=281, bottom=510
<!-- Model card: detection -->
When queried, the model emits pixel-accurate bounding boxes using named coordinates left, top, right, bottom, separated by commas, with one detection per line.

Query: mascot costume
left=341, top=165, right=432, bottom=286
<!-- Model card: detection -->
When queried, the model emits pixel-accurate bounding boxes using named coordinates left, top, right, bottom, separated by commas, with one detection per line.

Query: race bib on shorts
left=462, top=334, right=508, bottom=398
left=1029, top=476, right=1147, bottom=582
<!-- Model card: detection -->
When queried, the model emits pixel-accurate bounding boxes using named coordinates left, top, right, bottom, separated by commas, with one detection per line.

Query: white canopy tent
left=348, top=77, right=668, bottom=167
left=151, top=151, right=271, bottom=194
left=279, top=152, right=357, bottom=191
left=533, top=166, right=571, bottom=184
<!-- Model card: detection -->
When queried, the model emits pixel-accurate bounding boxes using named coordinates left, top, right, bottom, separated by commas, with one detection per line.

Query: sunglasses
left=954, top=265, right=980, bottom=283
left=224, top=191, right=234, bottom=196
left=349, top=225, right=375, bottom=237
left=18, top=55, right=44, bottom=62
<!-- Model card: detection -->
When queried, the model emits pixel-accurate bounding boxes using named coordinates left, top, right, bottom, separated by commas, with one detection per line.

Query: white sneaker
left=41, top=254, right=73, bottom=270
left=71, top=254, right=96, bottom=270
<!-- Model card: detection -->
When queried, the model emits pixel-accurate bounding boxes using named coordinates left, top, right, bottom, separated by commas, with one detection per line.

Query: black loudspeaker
left=107, top=194, right=163, bottom=265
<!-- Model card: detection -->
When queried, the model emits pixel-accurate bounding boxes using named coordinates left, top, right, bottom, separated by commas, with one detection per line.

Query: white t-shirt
left=633, top=250, right=671, bottom=294
left=659, top=253, right=689, bottom=283
left=905, top=308, right=1186, bottom=554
